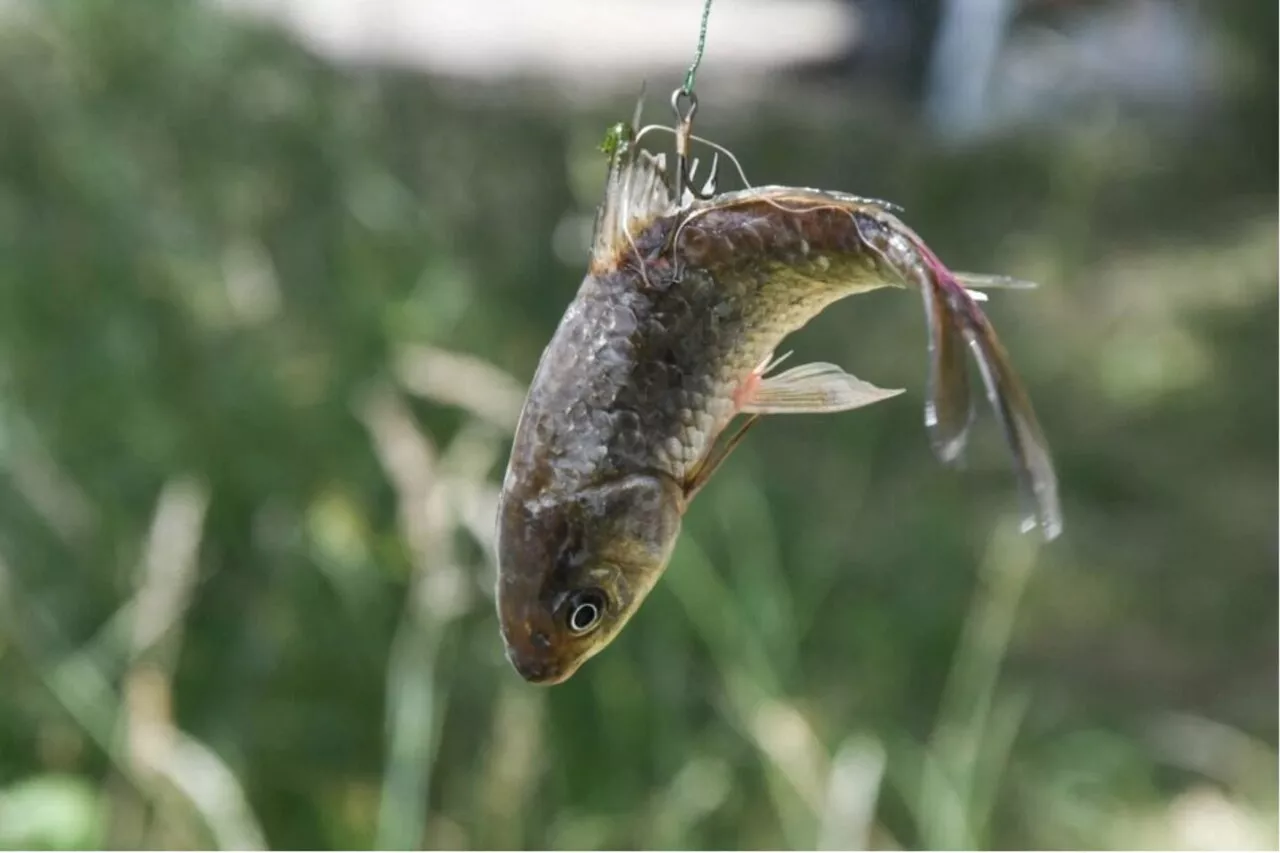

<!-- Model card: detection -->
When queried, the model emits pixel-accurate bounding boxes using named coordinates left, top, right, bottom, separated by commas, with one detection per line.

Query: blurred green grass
left=0, top=0, right=1274, bottom=849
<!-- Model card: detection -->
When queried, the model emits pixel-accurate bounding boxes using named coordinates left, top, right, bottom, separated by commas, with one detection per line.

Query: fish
left=495, top=116, right=1061, bottom=685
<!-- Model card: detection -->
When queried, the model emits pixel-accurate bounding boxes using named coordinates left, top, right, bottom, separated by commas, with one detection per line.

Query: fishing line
left=681, top=0, right=715, bottom=97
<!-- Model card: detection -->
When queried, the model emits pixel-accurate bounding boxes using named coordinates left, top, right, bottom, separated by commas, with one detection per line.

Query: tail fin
left=914, top=241, right=1062, bottom=541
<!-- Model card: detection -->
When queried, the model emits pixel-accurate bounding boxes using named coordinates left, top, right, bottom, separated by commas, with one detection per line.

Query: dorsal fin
left=589, top=141, right=676, bottom=273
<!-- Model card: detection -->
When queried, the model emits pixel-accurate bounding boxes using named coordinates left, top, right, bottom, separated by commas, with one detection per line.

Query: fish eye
left=565, top=588, right=607, bottom=635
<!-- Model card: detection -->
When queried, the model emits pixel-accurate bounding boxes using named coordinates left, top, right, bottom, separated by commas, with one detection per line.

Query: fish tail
left=911, top=237, right=1062, bottom=541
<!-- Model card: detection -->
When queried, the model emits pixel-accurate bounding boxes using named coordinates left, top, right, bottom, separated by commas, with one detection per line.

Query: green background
left=0, top=1, right=1274, bottom=849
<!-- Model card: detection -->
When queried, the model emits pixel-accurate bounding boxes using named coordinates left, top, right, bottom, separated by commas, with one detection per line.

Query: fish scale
left=515, top=202, right=900, bottom=493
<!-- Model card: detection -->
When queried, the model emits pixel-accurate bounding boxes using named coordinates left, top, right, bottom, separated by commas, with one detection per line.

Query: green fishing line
left=681, top=0, right=715, bottom=96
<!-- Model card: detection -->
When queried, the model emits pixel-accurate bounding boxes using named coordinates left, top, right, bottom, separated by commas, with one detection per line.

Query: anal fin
left=741, top=362, right=904, bottom=415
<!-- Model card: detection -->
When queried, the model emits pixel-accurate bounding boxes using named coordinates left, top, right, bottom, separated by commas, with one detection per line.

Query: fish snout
left=508, top=652, right=562, bottom=684
left=499, top=613, right=572, bottom=684
left=504, top=640, right=573, bottom=685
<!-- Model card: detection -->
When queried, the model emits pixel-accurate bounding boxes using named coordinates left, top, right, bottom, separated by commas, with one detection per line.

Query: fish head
left=496, top=472, right=684, bottom=684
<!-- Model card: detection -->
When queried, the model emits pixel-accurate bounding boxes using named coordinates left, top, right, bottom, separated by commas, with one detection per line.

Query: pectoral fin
left=683, top=362, right=903, bottom=503
left=741, top=362, right=905, bottom=415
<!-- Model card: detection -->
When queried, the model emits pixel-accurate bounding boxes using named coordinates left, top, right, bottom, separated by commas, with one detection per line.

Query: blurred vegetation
left=0, top=0, right=1274, bottom=849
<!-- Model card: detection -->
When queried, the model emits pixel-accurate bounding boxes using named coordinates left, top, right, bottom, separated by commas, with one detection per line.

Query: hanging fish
left=495, top=110, right=1061, bottom=685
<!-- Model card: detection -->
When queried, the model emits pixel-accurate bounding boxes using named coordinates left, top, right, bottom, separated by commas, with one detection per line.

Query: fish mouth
left=509, top=653, right=577, bottom=685
left=499, top=620, right=573, bottom=684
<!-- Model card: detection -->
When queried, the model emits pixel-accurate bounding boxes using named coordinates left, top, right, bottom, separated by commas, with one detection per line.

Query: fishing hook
left=668, top=88, right=721, bottom=283
left=670, top=88, right=720, bottom=203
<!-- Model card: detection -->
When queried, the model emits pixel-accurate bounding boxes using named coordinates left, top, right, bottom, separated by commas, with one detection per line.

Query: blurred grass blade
left=817, top=734, right=887, bottom=851
left=649, top=754, right=732, bottom=847
left=129, top=477, right=209, bottom=665
left=148, top=727, right=268, bottom=850
left=357, top=383, right=462, bottom=850
left=968, top=688, right=1031, bottom=842
left=377, top=614, right=450, bottom=850
left=665, top=536, right=829, bottom=846
left=476, top=682, right=546, bottom=848
left=885, top=733, right=976, bottom=850
left=917, top=516, right=1039, bottom=848
left=394, top=344, right=526, bottom=433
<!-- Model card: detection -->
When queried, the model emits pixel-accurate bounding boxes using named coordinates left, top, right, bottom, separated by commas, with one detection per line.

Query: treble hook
left=670, top=88, right=720, bottom=203
left=669, top=87, right=721, bottom=283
